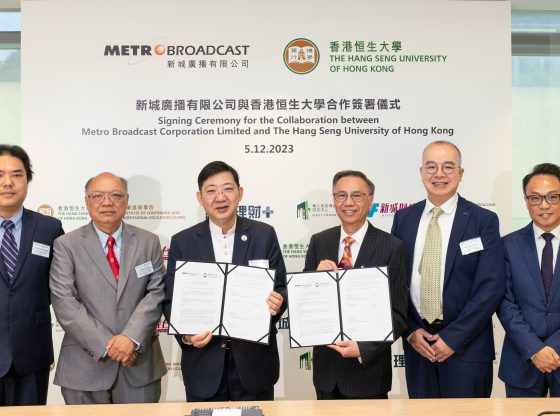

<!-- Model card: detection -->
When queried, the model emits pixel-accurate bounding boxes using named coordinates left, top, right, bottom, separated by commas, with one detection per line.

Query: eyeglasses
left=86, top=192, right=127, bottom=204
left=423, top=163, right=459, bottom=175
left=525, top=193, right=560, bottom=206
left=333, top=192, right=371, bottom=202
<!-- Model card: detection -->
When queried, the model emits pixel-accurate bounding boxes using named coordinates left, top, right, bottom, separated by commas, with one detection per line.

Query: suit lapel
left=117, top=223, right=137, bottom=301
left=519, top=223, right=546, bottom=302
left=326, top=227, right=341, bottom=266
left=195, top=219, right=216, bottom=262
left=81, top=222, right=118, bottom=290
left=551, top=236, right=560, bottom=303
left=232, top=216, right=249, bottom=265
left=443, top=197, right=471, bottom=288
left=13, top=209, right=35, bottom=284
left=405, top=201, right=425, bottom=283
left=354, top=223, right=377, bottom=268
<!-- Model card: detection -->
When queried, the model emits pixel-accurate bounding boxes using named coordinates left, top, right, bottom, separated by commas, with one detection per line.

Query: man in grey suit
left=50, top=172, right=167, bottom=404
left=304, top=170, right=408, bottom=399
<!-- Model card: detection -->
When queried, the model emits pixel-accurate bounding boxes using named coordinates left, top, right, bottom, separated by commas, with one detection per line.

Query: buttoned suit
left=304, top=222, right=408, bottom=398
left=498, top=223, right=560, bottom=395
left=49, top=222, right=167, bottom=401
left=0, top=208, right=63, bottom=405
left=391, top=195, right=505, bottom=398
left=163, top=216, right=287, bottom=400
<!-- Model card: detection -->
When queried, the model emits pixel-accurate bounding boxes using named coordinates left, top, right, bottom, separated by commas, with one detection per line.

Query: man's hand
left=431, top=335, right=455, bottom=362
left=107, top=335, right=135, bottom=363
left=183, top=331, right=213, bottom=348
left=409, top=328, right=437, bottom=361
left=531, top=346, right=560, bottom=373
left=327, top=340, right=361, bottom=358
left=122, top=351, right=138, bottom=368
left=316, top=260, right=338, bottom=272
left=267, top=291, right=284, bottom=316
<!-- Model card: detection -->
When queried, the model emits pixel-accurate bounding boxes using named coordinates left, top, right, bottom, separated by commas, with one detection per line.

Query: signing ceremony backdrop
left=21, top=0, right=512, bottom=403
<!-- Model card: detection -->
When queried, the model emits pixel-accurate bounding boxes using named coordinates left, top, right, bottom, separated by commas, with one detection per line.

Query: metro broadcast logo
left=104, top=44, right=250, bottom=57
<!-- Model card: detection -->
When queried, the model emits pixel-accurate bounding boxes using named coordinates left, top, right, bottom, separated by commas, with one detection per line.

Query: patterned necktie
left=1, top=220, right=18, bottom=285
left=107, top=236, right=119, bottom=281
left=420, top=207, right=444, bottom=323
left=541, top=233, right=554, bottom=300
left=338, top=236, right=355, bottom=269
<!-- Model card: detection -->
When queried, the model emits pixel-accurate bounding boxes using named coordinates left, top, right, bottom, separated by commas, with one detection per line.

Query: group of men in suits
left=2, top=141, right=559, bottom=406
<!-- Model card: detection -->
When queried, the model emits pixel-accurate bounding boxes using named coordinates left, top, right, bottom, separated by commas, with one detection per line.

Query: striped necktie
left=1, top=220, right=18, bottom=285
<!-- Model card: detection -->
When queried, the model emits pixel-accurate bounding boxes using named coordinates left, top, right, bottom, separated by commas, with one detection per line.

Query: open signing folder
left=287, top=267, right=394, bottom=348
left=168, top=261, right=275, bottom=344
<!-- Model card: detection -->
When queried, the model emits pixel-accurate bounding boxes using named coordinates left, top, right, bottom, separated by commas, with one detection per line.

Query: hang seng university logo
left=284, top=38, right=319, bottom=74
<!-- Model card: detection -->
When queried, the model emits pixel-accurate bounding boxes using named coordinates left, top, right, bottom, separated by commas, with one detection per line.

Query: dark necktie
left=1, top=220, right=18, bottom=285
left=541, top=232, right=554, bottom=300
left=338, top=236, right=355, bottom=269
left=107, top=236, right=119, bottom=281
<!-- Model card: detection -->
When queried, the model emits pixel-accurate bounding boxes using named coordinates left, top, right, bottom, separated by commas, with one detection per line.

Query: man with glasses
left=391, top=140, right=505, bottom=398
left=304, top=170, right=408, bottom=399
left=50, top=172, right=167, bottom=404
left=498, top=163, right=560, bottom=397
left=163, top=161, right=286, bottom=402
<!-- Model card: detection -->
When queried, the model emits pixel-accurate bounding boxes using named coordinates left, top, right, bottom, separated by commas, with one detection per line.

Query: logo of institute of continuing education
left=284, top=38, right=319, bottom=74
left=37, top=204, right=54, bottom=217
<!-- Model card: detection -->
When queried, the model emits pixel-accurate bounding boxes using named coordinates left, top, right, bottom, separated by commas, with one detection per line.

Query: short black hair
left=522, top=163, right=560, bottom=194
left=197, top=161, right=240, bottom=191
left=332, top=170, right=375, bottom=195
left=0, top=144, right=34, bottom=182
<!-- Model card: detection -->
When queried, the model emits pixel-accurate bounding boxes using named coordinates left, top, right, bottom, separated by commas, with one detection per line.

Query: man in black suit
left=304, top=170, right=408, bottom=399
left=163, top=161, right=287, bottom=402
left=0, top=145, right=64, bottom=406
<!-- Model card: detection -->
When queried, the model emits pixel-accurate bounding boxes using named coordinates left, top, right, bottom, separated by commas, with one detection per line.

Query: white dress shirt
left=209, top=219, right=236, bottom=263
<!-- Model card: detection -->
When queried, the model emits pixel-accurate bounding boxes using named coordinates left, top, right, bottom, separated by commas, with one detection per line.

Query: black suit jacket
left=304, top=222, right=408, bottom=397
left=0, top=208, right=64, bottom=377
left=163, top=216, right=287, bottom=399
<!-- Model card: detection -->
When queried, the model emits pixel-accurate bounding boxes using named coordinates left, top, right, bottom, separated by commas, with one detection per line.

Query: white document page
left=287, top=271, right=341, bottom=347
left=339, top=267, right=393, bottom=341
left=221, top=265, right=274, bottom=344
left=168, top=261, right=225, bottom=335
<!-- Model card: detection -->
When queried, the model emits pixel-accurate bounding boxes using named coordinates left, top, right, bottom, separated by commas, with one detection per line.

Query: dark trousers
left=186, top=349, right=274, bottom=402
left=405, top=348, right=493, bottom=398
left=316, top=385, right=388, bottom=400
left=506, top=373, right=560, bottom=397
left=0, top=365, right=49, bottom=406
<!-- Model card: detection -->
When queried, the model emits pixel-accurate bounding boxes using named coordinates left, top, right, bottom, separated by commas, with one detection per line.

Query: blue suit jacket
left=498, top=222, right=560, bottom=388
left=163, top=216, right=287, bottom=398
left=391, top=195, right=505, bottom=362
left=0, top=208, right=63, bottom=377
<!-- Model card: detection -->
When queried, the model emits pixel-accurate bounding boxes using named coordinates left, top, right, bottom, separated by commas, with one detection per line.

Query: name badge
left=249, top=259, right=269, bottom=268
left=32, top=242, right=50, bottom=258
left=135, top=261, right=154, bottom=278
left=460, top=237, right=484, bottom=255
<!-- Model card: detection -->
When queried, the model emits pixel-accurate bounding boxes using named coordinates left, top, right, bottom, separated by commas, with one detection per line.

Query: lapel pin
left=241, top=235, right=248, bottom=242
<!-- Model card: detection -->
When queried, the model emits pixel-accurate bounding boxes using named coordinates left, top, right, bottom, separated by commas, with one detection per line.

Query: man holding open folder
left=304, top=170, right=408, bottom=399
left=163, top=161, right=287, bottom=402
